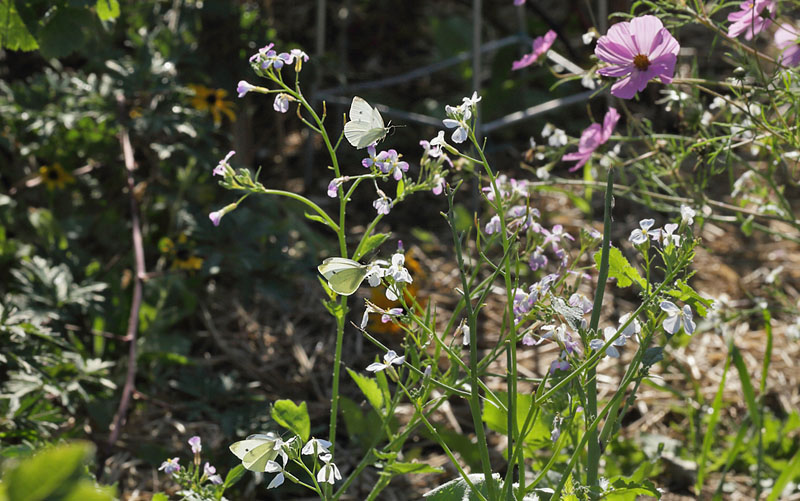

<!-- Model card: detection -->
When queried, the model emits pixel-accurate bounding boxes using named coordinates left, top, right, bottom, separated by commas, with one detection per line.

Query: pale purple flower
left=274, top=93, right=290, bottom=113
left=381, top=307, right=403, bottom=323
left=188, top=436, right=202, bottom=454
left=727, top=0, right=775, bottom=40
left=561, top=108, right=620, bottom=171
left=362, top=144, right=379, bottom=168
left=249, top=43, right=274, bottom=63
left=431, top=173, right=446, bottom=195
left=237, top=80, right=256, bottom=98
left=775, top=23, right=800, bottom=67
left=213, top=150, right=235, bottom=176
left=366, top=350, right=405, bottom=372
left=660, top=301, right=696, bottom=335
left=589, top=326, right=626, bottom=358
left=261, top=48, right=292, bottom=70
left=485, top=215, right=502, bottom=234
left=373, top=194, right=392, bottom=215
left=203, top=462, right=215, bottom=476
left=528, top=246, right=548, bottom=271
left=569, top=293, right=593, bottom=314
left=443, top=102, right=472, bottom=143
left=514, top=0, right=525, bottom=5
left=159, top=457, right=181, bottom=475
left=542, top=224, right=574, bottom=251
left=209, top=210, right=223, bottom=227
left=522, top=332, right=536, bottom=345
left=595, top=15, right=680, bottom=99
left=376, top=149, right=409, bottom=180
left=550, top=354, right=570, bottom=374
left=512, top=30, right=557, bottom=70
left=288, top=48, right=310, bottom=70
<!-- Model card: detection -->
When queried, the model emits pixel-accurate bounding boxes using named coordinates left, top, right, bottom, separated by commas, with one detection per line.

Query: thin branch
left=108, top=95, right=147, bottom=447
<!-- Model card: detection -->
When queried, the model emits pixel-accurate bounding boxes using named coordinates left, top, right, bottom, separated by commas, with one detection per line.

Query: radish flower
left=595, top=15, right=680, bottom=99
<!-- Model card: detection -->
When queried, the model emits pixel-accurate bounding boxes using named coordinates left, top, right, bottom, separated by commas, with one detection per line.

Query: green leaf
left=642, top=347, right=663, bottom=367
left=151, top=494, right=169, bottom=501
left=270, top=400, right=310, bottom=441
left=95, top=0, right=119, bottom=20
left=304, top=212, right=328, bottom=226
left=767, top=446, right=800, bottom=501
left=396, top=177, right=405, bottom=198
left=665, top=280, right=712, bottom=317
left=38, top=7, right=94, bottom=58
left=223, top=464, right=246, bottom=489
left=595, top=247, right=644, bottom=289
left=385, top=462, right=444, bottom=475
left=605, top=478, right=661, bottom=500
left=354, top=232, right=389, bottom=261
left=482, top=392, right=549, bottom=446
left=731, top=344, right=759, bottom=428
left=5, top=442, right=94, bottom=501
left=422, top=473, right=497, bottom=500
left=61, top=481, right=116, bottom=501
left=0, top=0, right=38, bottom=51
left=347, top=368, right=384, bottom=413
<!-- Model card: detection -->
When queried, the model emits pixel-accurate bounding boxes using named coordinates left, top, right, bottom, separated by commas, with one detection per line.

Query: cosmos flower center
left=633, top=53, right=651, bottom=71
left=47, top=169, right=60, bottom=180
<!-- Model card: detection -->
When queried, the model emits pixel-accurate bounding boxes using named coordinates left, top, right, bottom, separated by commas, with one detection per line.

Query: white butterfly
left=317, top=257, right=369, bottom=296
left=343, top=96, right=389, bottom=149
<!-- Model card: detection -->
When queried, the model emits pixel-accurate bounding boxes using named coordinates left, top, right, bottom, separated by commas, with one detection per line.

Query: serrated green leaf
left=95, top=0, right=119, bottom=20
left=354, top=232, right=389, bottom=261
left=270, top=400, right=310, bottom=441
left=0, top=0, right=38, bottom=51
left=386, top=462, right=444, bottom=475
left=605, top=478, right=661, bottom=500
left=347, top=368, right=383, bottom=412
left=595, top=247, right=645, bottom=289
left=38, top=7, right=93, bottom=58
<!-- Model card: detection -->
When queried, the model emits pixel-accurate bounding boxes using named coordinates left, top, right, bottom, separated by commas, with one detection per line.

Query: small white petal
left=267, top=472, right=285, bottom=489
left=366, top=362, right=387, bottom=372
left=639, top=219, right=655, bottom=231
left=660, top=301, right=680, bottom=314
left=663, top=314, right=681, bottom=334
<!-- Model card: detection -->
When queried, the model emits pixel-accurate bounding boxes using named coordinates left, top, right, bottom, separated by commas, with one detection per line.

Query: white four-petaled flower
left=366, top=350, right=405, bottom=372
left=660, top=301, right=696, bottom=335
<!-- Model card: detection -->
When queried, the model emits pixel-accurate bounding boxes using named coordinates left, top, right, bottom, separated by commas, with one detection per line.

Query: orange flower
left=188, top=84, right=236, bottom=125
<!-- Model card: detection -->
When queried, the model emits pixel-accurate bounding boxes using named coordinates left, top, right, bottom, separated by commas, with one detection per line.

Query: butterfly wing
left=344, top=119, right=375, bottom=149
left=317, top=257, right=367, bottom=296
left=229, top=438, right=279, bottom=471
left=344, top=97, right=388, bottom=149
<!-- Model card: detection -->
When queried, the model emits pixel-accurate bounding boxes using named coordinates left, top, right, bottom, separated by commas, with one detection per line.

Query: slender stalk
left=586, top=168, right=615, bottom=495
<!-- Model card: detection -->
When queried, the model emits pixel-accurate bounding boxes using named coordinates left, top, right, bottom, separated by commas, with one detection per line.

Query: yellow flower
left=159, top=235, right=204, bottom=271
left=38, top=163, right=75, bottom=190
left=188, top=84, right=236, bottom=125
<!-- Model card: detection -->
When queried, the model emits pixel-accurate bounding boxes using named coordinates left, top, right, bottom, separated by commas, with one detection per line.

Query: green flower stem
left=396, top=380, right=489, bottom=501
left=446, top=189, right=498, bottom=500
left=468, top=129, right=521, bottom=497
left=586, top=168, right=615, bottom=494
left=256, top=188, right=339, bottom=232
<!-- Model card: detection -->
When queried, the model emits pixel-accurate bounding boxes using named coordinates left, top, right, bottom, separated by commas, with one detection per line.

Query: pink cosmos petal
left=776, top=24, right=800, bottom=66
left=601, top=108, right=620, bottom=142
left=594, top=15, right=680, bottom=99
left=512, top=30, right=557, bottom=70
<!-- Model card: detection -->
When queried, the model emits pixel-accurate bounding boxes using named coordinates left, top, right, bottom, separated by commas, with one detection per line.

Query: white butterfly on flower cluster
left=343, top=96, right=389, bottom=149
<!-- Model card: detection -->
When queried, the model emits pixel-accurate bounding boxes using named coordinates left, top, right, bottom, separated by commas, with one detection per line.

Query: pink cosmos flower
left=727, top=0, right=775, bottom=40
left=595, top=15, right=680, bottom=99
left=561, top=108, right=620, bottom=171
left=775, top=23, right=800, bottom=67
left=512, top=30, right=557, bottom=70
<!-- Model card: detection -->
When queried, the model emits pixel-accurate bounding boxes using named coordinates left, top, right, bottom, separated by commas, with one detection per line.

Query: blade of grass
left=696, top=346, right=732, bottom=493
